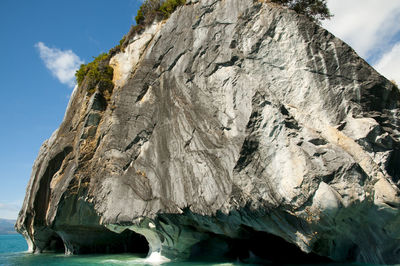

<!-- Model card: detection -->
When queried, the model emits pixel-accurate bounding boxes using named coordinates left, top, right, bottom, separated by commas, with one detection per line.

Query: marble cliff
left=16, top=0, right=400, bottom=264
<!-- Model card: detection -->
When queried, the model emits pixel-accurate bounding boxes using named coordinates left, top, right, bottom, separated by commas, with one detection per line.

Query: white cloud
left=322, top=0, right=400, bottom=60
left=374, top=42, right=400, bottom=85
left=35, top=42, right=84, bottom=87
left=0, top=201, right=22, bottom=220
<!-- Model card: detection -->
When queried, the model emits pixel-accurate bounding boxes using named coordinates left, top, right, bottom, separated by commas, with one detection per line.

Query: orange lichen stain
left=304, top=207, right=320, bottom=223
left=136, top=169, right=146, bottom=177
left=109, top=58, right=122, bottom=87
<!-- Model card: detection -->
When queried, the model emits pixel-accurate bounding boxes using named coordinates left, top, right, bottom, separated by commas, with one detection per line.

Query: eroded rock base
left=23, top=226, right=149, bottom=255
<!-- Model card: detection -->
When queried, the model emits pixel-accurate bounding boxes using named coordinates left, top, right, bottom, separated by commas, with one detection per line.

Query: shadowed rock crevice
left=234, top=92, right=265, bottom=172
left=360, top=83, right=400, bottom=112
left=34, top=146, right=73, bottom=225
left=234, top=136, right=259, bottom=172
left=387, top=148, right=400, bottom=184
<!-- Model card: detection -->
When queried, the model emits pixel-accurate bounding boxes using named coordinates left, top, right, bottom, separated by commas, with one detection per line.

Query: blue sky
left=0, top=0, right=141, bottom=219
left=0, top=0, right=399, bottom=219
left=322, top=0, right=400, bottom=83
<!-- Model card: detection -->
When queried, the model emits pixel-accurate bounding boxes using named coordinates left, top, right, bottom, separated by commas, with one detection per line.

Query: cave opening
left=118, top=229, right=149, bottom=254
left=44, top=233, right=65, bottom=253
left=387, top=148, right=400, bottom=183
left=190, top=226, right=332, bottom=264
left=226, top=227, right=332, bottom=264
left=51, top=227, right=149, bottom=255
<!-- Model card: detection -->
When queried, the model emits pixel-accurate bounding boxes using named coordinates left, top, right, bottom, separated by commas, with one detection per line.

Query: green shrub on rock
left=76, top=0, right=185, bottom=93
left=159, top=0, right=186, bottom=18
left=269, top=0, right=332, bottom=23
left=135, top=0, right=163, bottom=25
left=75, top=53, right=114, bottom=95
left=135, top=0, right=185, bottom=25
left=75, top=64, right=87, bottom=86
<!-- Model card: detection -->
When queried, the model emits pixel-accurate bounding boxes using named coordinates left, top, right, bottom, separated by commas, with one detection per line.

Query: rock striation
left=16, top=0, right=400, bottom=263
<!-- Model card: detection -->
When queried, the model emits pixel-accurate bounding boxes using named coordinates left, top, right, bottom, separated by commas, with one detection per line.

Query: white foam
left=101, top=258, right=145, bottom=265
left=144, top=252, right=170, bottom=265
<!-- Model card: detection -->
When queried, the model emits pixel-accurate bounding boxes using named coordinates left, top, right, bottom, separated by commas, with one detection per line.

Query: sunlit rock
left=16, top=0, right=400, bottom=264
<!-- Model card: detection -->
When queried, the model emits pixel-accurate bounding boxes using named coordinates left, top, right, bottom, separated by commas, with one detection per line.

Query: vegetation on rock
left=159, top=0, right=186, bottom=18
left=135, top=0, right=185, bottom=25
left=114, top=36, right=126, bottom=52
left=75, top=53, right=114, bottom=95
left=269, top=0, right=332, bottom=23
left=75, top=0, right=185, bottom=94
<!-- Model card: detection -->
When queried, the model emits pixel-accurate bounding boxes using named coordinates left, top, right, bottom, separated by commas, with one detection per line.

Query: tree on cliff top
left=269, top=0, right=332, bottom=23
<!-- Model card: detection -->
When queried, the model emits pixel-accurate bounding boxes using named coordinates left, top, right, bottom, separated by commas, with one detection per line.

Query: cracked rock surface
left=17, top=0, right=400, bottom=263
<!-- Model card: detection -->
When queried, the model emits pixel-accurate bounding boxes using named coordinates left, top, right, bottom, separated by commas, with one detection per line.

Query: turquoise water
left=0, top=234, right=244, bottom=266
left=0, top=234, right=27, bottom=254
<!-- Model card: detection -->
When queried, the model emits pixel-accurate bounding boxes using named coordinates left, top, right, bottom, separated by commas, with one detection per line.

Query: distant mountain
left=0, top=218, right=17, bottom=234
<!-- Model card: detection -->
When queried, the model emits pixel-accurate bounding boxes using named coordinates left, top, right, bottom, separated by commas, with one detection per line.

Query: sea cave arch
left=189, top=226, right=332, bottom=264
left=48, top=226, right=149, bottom=255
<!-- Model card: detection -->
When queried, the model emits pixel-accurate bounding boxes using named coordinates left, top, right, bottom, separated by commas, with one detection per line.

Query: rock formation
left=16, top=0, right=400, bottom=264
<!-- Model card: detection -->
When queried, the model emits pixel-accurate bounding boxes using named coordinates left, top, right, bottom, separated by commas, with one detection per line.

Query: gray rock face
left=16, top=0, right=400, bottom=263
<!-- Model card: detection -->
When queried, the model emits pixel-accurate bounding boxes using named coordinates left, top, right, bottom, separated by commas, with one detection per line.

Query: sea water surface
left=0, top=234, right=248, bottom=266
